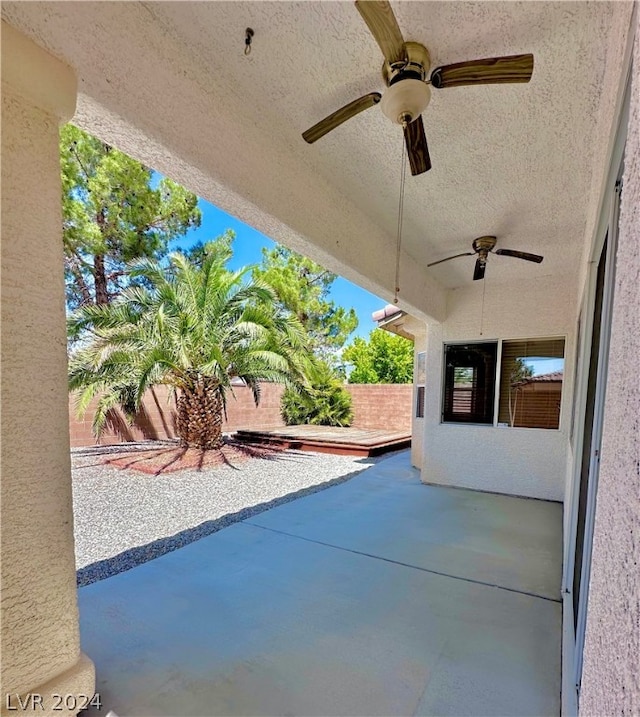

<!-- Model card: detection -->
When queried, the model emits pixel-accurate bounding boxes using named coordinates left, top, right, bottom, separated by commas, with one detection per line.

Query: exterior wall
left=69, top=384, right=414, bottom=447
left=224, top=384, right=286, bottom=431
left=411, top=334, right=427, bottom=470
left=1, top=23, right=95, bottom=713
left=422, top=273, right=576, bottom=501
left=346, top=385, right=413, bottom=431
left=69, top=387, right=179, bottom=447
left=373, top=312, right=427, bottom=468
left=580, top=17, right=640, bottom=714
left=69, top=385, right=285, bottom=447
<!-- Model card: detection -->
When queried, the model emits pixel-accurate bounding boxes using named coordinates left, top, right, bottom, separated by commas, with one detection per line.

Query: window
left=442, top=338, right=565, bottom=429
left=442, top=343, right=497, bottom=423
left=498, top=338, right=565, bottom=429
left=415, top=352, right=426, bottom=418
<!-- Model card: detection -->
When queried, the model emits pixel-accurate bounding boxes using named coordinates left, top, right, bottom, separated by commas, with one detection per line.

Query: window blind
left=498, top=338, right=565, bottom=429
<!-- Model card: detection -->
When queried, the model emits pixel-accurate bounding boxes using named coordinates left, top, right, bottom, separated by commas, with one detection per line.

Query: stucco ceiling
left=2, top=2, right=633, bottom=306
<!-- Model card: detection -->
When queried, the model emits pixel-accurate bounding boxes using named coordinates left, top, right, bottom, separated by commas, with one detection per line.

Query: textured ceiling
left=2, top=1, right=633, bottom=296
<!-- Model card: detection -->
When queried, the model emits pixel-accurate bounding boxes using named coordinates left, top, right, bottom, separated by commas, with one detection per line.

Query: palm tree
left=68, top=241, right=311, bottom=449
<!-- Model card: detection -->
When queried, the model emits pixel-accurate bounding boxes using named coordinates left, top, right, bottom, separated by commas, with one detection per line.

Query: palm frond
left=69, top=244, right=312, bottom=439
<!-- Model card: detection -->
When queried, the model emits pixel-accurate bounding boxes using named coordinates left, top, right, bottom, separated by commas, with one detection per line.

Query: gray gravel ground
left=72, top=440, right=384, bottom=586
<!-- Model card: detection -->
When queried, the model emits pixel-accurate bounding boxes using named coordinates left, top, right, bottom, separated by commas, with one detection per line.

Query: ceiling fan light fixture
left=303, top=2, right=535, bottom=172
left=380, top=79, right=431, bottom=125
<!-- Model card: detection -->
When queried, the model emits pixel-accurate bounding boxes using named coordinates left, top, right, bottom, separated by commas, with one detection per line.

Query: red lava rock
left=103, top=440, right=285, bottom=475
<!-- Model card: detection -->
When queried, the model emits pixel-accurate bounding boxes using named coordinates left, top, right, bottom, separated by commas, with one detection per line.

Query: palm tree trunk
left=176, top=375, right=224, bottom=449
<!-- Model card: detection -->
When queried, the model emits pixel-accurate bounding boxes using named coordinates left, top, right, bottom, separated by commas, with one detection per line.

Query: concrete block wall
left=69, top=383, right=413, bottom=447
left=223, top=383, right=286, bottom=431
left=69, top=386, right=178, bottom=447
left=346, top=384, right=414, bottom=431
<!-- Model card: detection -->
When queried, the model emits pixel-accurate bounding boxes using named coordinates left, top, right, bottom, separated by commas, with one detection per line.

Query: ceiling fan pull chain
left=480, top=274, right=487, bottom=336
left=394, top=128, right=408, bottom=304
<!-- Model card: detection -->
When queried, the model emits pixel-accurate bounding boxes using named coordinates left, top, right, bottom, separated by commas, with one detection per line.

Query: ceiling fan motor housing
left=382, top=42, right=431, bottom=84
left=473, top=235, right=498, bottom=254
left=380, top=42, right=432, bottom=125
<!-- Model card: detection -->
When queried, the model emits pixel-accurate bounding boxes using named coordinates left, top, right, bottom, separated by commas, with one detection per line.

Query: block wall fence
left=69, top=383, right=413, bottom=448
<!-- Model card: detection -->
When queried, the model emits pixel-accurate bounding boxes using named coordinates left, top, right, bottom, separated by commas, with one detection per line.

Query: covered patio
left=79, top=450, right=561, bottom=716
left=2, top=3, right=637, bottom=713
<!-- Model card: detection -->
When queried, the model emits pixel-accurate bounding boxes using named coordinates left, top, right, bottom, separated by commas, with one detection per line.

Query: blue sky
left=168, top=195, right=385, bottom=342
left=525, top=357, right=564, bottom=377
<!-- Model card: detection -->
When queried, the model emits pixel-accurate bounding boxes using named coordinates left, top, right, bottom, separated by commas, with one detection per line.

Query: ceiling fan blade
left=430, top=53, right=534, bottom=89
left=427, top=252, right=474, bottom=268
left=495, top=248, right=543, bottom=263
left=302, top=93, right=382, bottom=144
left=473, top=258, right=486, bottom=281
left=404, top=116, right=431, bottom=176
left=355, top=1, right=406, bottom=64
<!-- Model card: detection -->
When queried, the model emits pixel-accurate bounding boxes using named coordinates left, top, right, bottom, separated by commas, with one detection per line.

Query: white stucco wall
left=1, top=23, right=94, bottom=712
left=580, top=15, right=640, bottom=714
left=422, top=273, right=576, bottom=501
left=411, top=329, right=427, bottom=471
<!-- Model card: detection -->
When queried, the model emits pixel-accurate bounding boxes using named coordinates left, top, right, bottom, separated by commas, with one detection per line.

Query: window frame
left=497, top=337, right=567, bottom=431
left=441, top=341, right=498, bottom=425
left=440, top=335, right=567, bottom=430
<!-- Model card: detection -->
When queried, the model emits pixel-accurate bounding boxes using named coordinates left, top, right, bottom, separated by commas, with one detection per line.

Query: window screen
left=442, top=343, right=497, bottom=423
left=498, top=338, right=565, bottom=429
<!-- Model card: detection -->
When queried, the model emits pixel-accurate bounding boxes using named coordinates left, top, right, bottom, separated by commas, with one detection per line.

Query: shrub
left=281, top=363, right=353, bottom=427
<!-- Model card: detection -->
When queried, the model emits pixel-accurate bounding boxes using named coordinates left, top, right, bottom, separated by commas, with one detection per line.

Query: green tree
left=507, top=357, right=535, bottom=426
left=61, top=124, right=201, bottom=308
left=343, top=329, right=414, bottom=384
left=454, top=367, right=473, bottom=384
left=68, top=241, right=310, bottom=449
left=510, top=357, right=534, bottom=384
left=253, top=246, right=358, bottom=362
left=281, top=361, right=353, bottom=427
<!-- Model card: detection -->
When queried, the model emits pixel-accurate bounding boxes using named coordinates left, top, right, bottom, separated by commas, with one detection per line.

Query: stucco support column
left=1, top=23, right=95, bottom=715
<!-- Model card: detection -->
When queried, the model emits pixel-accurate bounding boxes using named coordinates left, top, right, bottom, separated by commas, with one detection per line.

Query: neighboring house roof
left=515, top=370, right=564, bottom=386
left=371, top=305, right=419, bottom=342
left=372, top=304, right=404, bottom=323
left=525, top=371, right=564, bottom=382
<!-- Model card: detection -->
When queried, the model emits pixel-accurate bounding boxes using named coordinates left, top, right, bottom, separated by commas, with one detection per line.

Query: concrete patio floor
left=78, top=450, right=562, bottom=716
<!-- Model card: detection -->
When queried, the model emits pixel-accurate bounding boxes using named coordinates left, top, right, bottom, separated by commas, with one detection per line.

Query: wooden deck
left=233, top=425, right=411, bottom=457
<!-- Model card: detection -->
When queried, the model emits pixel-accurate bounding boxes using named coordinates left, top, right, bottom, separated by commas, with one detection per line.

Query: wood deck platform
left=233, top=425, right=411, bottom=457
